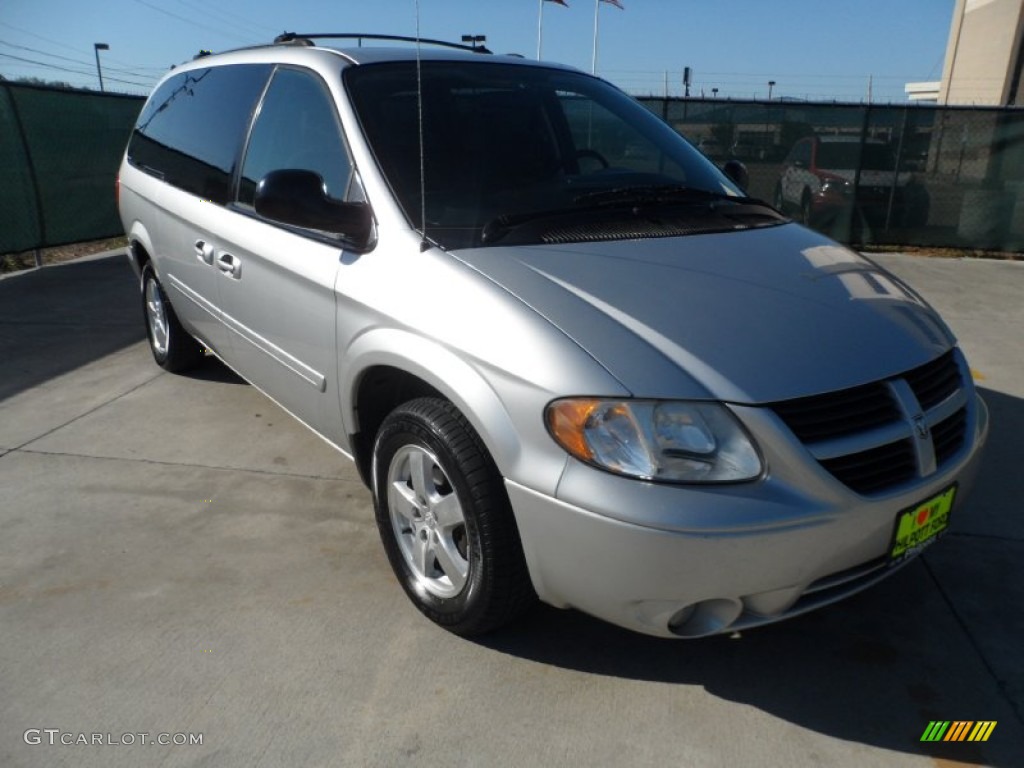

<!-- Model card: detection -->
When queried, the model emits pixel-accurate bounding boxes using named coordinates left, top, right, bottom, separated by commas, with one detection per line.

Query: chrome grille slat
left=806, top=419, right=913, bottom=461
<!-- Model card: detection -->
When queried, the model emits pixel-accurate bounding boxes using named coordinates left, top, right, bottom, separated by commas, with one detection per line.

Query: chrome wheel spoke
left=407, top=450, right=435, bottom=503
left=432, top=494, right=463, bottom=530
left=433, top=536, right=468, bottom=591
left=412, top=529, right=433, bottom=578
left=389, top=479, right=420, bottom=525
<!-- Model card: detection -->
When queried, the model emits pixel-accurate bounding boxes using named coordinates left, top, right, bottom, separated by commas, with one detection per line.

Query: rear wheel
left=141, top=263, right=203, bottom=372
left=372, top=398, right=535, bottom=635
left=773, top=183, right=785, bottom=212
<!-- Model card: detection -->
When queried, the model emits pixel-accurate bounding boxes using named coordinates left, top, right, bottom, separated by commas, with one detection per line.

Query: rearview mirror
left=255, top=169, right=373, bottom=248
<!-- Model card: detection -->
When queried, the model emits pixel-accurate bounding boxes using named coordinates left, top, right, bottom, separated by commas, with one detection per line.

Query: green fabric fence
left=1, top=82, right=143, bottom=255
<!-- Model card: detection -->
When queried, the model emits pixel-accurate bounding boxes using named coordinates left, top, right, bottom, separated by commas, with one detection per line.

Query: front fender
left=341, top=328, right=570, bottom=495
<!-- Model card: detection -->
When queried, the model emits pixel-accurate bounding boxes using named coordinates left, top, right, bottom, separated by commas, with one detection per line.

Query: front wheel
left=372, top=398, right=535, bottom=635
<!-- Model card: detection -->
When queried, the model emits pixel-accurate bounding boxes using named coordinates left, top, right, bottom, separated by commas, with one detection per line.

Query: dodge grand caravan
left=118, top=34, right=987, bottom=639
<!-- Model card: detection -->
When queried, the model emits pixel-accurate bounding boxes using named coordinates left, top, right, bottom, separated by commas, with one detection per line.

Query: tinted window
left=238, top=67, right=352, bottom=209
left=127, top=65, right=271, bottom=204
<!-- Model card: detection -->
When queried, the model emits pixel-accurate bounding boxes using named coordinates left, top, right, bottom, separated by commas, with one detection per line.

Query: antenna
left=415, top=0, right=429, bottom=252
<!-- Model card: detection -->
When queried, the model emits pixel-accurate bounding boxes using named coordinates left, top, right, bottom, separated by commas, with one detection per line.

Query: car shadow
left=0, top=254, right=144, bottom=402
left=0, top=254, right=253, bottom=401
left=478, top=385, right=1023, bottom=765
left=187, top=353, right=249, bottom=385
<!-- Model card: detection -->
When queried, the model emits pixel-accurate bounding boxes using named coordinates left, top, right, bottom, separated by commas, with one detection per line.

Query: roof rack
left=273, top=32, right=492, bottom=55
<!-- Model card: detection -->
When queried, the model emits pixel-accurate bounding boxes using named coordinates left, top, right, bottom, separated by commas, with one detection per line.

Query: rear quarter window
left=127, top=64, right=271, bottom=204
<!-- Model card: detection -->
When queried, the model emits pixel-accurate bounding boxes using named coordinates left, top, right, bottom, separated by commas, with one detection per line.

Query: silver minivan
left=118, top=35, right=987, bottom=638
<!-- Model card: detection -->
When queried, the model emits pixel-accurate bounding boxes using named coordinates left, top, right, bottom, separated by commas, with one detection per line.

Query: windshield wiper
left=481, top=207, right=581, bottom=244
left=480, top=186, right=778, bottom=245
left=573, top=184, right=751, bottom=207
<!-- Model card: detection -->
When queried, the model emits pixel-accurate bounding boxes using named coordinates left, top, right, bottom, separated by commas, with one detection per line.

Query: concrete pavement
left=1, top=250, right=1022, bottom=767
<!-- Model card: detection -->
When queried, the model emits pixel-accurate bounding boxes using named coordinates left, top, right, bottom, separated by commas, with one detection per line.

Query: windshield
left=344, top=61, right=745, bottom=248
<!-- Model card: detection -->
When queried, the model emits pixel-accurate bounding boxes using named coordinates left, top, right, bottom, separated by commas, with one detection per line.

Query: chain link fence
left=640, top=97, right=1024, bottom=252
left=1, top=82, right=143, bottom=256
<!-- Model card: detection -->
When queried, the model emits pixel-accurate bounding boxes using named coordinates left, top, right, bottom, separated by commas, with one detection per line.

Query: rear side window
left=127, top=64, right=271, bottom=204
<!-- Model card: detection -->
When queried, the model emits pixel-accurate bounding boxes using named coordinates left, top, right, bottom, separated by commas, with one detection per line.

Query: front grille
left=819, top=439, right=917, bottom=495
left=904, top=349, right=961, bottom=409
left=770, top=381, right=898, bottom=442
left=770, top=351, right=970, bottom=495
left=932, top=407, right=967, bottom=465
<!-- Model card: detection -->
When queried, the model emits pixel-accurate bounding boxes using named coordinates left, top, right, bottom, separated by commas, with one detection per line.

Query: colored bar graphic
left=945, top=721, right=972, bottom=741
left=968, top=721, right=997, bottom=742
left=920, top=720, right=996, bottom=742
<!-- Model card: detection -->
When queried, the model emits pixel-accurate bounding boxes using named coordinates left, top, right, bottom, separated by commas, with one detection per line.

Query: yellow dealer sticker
left=890, top=485, right=956, bottom=562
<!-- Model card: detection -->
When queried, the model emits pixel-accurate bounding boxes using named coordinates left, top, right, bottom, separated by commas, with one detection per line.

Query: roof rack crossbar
left=273, top=32, right=492, bottom=54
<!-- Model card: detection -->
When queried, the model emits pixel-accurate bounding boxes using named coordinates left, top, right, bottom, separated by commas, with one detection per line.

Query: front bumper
left=508, top=393, right=988, bottom=639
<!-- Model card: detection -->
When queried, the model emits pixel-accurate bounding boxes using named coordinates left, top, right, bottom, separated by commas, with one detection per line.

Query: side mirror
left=255, top=169, right=372, bottom=248
left=722, top=159, right=749, bottom=192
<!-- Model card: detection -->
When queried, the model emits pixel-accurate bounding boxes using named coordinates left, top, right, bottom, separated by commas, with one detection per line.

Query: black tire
left=372, top=397, right=535, bottom=636
left=800, top=191, right=814, bottom=227
left=141, top=263, right=204, bottom=373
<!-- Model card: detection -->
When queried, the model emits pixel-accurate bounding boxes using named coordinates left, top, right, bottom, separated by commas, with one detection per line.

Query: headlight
left=546, top=399, right=762, bottom=483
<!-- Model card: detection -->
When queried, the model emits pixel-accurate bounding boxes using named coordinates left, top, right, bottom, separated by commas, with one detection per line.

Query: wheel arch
left=343, top=330, right=522, bottom=489
left=126, top=222, right=156, bottom=282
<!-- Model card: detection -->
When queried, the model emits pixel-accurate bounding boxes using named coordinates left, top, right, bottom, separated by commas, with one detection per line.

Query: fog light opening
left=668, top=598, right=743, bottom=638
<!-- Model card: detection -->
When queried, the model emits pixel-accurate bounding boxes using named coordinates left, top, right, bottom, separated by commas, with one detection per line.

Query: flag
left=601, top=0, right=624, bottom=8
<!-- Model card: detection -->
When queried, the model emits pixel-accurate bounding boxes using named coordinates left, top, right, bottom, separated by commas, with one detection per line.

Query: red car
left=774, top=135, right=928, bottom=229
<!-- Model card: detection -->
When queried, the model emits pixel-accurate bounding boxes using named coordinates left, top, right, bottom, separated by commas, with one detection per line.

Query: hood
left=451, top=224, right=955, bottom=403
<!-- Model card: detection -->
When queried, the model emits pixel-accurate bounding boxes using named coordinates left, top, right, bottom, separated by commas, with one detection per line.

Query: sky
left=1, top=0, right=955, bottom=102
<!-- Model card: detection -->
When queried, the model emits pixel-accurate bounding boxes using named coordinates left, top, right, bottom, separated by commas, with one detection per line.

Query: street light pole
left=767, top=79, right=776, bottom=100
left=94, top=43, right=109, bottom=92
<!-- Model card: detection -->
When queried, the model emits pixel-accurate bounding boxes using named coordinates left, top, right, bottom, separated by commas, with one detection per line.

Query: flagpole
left=537, top=0, right=544, bottom=60
left=592, top=0, right=600, bottom=74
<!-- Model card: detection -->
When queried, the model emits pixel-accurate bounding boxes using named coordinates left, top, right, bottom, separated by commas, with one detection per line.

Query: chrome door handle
left=216, top=252, right=241, bottom=279
left=194, top=239, right=215, bottom=265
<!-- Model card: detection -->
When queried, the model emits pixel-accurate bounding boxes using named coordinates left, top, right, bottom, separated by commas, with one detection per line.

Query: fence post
left=885, top=106, right=910, bottom=232
left=847, top=103, right=872, bottom=245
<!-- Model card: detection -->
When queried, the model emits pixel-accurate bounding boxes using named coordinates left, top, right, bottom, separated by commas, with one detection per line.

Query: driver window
left=238, top=67, right=353, bottom=209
